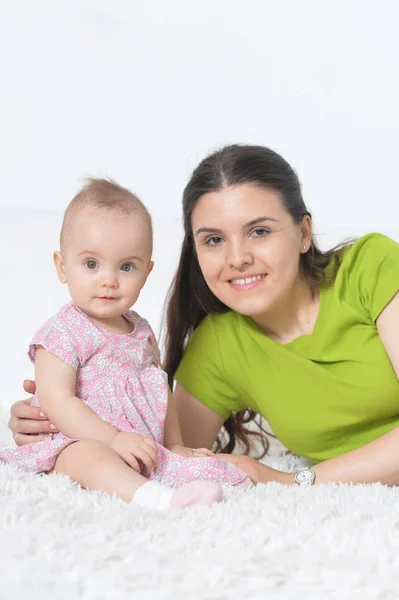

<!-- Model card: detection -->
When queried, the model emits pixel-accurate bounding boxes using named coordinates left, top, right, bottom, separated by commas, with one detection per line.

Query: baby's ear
left=147, top=260, right=154, bottom=276
left=53, top=251, right=67, bottom=284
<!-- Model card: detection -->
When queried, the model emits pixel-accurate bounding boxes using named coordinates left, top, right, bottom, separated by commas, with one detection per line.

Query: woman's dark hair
left=164, top=144, right=348, bottom=458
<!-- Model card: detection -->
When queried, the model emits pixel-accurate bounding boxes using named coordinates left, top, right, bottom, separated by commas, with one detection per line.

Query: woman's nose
left=226, top=242, right=253, bottom=269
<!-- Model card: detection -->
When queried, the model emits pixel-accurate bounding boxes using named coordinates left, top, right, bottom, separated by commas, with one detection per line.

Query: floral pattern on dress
left=0, top=302, right=247, bottom=488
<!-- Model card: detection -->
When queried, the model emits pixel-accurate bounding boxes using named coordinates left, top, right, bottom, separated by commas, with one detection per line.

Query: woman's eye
left=205, top=236, right=223, bottom=246
left=120, top=263, right=135, bottom=272
left=85, top=260, right=98, bottom=270
left=251, top=227, right=270, bottom=238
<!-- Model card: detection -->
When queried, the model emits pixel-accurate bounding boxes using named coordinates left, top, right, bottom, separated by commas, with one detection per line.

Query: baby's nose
left=101, top=272, right=118, bottom=288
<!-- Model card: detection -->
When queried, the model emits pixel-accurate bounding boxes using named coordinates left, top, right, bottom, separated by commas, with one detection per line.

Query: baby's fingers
left=143, top=437, right=158, bottom=455
left=134, top=446, right=157, bottom=473
left=123, top=453, right=141, bottom=473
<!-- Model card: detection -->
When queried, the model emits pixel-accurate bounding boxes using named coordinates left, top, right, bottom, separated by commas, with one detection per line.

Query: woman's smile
left=228, top=273, right=267, bottom=291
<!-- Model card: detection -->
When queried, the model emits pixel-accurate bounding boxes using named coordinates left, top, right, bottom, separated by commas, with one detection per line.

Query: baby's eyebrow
left=120, top=256, right=144, bottom=263
left=77, top=249, right=101, bottom=257
left=77, top=250, right=144, bottom=263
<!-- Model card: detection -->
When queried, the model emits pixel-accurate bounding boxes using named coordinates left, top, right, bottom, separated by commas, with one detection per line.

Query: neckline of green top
left=241, top=286, right=326, bottom=348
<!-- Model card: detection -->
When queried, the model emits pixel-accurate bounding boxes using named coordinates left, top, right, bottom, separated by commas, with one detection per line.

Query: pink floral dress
left=0, top=302, right=247, bottom=487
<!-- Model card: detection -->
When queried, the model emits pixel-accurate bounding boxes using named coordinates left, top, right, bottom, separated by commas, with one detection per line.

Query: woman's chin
left=223, top=299, right=274, bottom=317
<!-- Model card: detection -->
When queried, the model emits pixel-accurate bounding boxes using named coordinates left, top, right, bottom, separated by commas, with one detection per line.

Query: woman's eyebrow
left=194, top=216, right=279, bottom=236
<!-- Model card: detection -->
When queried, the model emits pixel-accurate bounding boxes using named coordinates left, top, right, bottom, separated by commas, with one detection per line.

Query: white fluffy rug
left=1, top=419, right=399, bottom=600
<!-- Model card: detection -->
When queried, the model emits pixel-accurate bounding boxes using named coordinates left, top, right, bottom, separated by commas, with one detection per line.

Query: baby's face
left=54, top=210, right=153, bottom=322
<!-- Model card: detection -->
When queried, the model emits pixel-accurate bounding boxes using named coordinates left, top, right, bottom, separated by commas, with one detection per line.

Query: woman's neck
left=252, top=277, right=320, bottom=344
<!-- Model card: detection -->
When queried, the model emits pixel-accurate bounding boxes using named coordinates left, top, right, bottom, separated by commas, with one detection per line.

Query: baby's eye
left=120, top=263, right=135, bottom=272
left=85, top=260, right=98, bottom=270
left=205, top=236, right=223, bottom=246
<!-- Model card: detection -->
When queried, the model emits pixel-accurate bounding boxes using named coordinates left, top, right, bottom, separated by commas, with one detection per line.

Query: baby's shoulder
left=125, top=310, right=154, bottom=336
left=31, top=303, right=101, bottom=361
left=29, top=303, right=93, bottom=368
left=125, top=310, right=160, bottom=362
left=39, top=302, right=89, bottom=334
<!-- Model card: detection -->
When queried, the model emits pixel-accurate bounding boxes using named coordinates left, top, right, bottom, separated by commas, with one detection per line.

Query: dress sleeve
left=343, top=233, right=399, bottom=322
left=28, top=309, right=80, bottom=370
left=174, top=315, right=246, bottom=419
left=139, top=317, right=161, bottom=365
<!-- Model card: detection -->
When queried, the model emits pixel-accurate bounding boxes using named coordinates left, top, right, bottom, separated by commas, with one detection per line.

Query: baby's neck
left=91, top=314, right=134, bottom=335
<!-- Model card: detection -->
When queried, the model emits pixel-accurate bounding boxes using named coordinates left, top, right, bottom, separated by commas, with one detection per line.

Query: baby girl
left=0, top=178, right=248, bottom=510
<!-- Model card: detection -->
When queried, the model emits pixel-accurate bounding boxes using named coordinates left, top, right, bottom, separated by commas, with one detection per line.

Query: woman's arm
left=35, top=348, right=118, bottom=444
left=221, top=423, right=399, bottom=486
left=376, top=290, right=399, bottom=377
left=163, top=386, right=215, bottom=457
left=174, top=383, right=225, bottom=450
left=9, top=381, right=56, bottom=444
left=163, top=387, right=184, bottom=448
left=223, top=291, right=399, bottom=486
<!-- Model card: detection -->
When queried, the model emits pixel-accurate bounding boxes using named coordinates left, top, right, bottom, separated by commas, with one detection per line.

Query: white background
left=1, top=0, right=399, bottom=406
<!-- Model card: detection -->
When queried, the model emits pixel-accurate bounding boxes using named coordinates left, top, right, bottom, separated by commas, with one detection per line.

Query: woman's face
left=191, top=184, right=312, bottom=317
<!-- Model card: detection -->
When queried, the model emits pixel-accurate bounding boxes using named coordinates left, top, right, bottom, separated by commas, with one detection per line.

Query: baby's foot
left=170, top=480, right=223, bottom=508
left=234, top=476, right=253, bottom=490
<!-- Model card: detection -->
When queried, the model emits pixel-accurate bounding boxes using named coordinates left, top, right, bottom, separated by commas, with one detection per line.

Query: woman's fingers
left=22, top=379, right=36, bottom=395
left=194, top=447, right=214, bottom=457
left=11, top=400, right=48, bottom=421
left=13, top=417, right=58, bottom=435
left=13, top=433, right=53, bottom=446
left=216, top=454, right=259, bottom=483
left=216, top=453, right=242, bottom=465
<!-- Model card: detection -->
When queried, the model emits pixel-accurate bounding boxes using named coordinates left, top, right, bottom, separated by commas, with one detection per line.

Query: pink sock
left=170, top=481, right=223, bottom=508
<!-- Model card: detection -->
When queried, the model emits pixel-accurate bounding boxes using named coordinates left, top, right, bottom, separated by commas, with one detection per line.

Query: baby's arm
left=36, top=348, right=158, bottom=472
left=35, top=347, right=118, bottom=444
left=163, top=387, right=214, bottom=458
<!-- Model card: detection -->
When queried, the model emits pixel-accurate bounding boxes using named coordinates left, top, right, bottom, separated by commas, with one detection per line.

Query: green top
left=175, top=233, right=399, bottom=463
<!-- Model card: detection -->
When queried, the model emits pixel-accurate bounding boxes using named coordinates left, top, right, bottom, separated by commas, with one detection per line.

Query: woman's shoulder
left=192, top=310, right=241, bottom=337
left=333, top=232, right=399, bottom=321
left=338, top=232, right=399, bottom=265
left=185, top=311, right=250, bottom=357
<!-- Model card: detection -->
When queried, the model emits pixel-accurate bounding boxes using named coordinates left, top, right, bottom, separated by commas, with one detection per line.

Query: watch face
left=295, top=469, right=314, bottom=484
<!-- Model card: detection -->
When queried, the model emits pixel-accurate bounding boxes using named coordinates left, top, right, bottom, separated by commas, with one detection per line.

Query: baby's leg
left=52, top=440, right=223, bottom=509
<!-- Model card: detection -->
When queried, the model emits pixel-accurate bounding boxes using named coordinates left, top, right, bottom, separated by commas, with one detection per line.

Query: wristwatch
left=294, top=467, right=315, bottom=486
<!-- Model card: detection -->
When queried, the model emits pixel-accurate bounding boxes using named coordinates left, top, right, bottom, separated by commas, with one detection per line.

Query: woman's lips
left=228, top=273, right=267, bottom=291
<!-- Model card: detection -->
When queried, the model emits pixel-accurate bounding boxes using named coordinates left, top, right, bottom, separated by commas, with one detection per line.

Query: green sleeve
left=344, top=233, right=399, bottom=321
left=174, top=314, right=245, bottom=419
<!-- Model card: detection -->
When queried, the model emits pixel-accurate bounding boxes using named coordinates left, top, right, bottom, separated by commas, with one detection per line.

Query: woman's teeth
left=230, top=274, right=265, bottom=285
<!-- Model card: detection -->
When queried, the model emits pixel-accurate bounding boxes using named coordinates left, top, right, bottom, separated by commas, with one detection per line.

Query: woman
left=8, top=145, right=399, bottom=486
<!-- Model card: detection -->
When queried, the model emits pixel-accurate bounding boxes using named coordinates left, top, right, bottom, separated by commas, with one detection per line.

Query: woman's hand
left=110, top=432, right=159, bottom=473
left=8, top=380, right=59, bottom=445
left=217, top=454, right=293, bottom=485
left=167, top=443, right=215, bottom=458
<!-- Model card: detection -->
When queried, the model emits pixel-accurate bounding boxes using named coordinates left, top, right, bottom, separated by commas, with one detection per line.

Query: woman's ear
left=300, top=214, right=313, bottom=251
left=53, top=251, right=67, bottom=283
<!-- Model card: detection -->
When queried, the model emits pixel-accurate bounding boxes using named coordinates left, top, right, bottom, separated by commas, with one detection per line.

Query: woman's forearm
left=311, top=425, right=399, bottom=486
left=262, top=425, right=399, bottom=486
left=163, top=389, right=184, bottom=448
left=40, top=395, right=118, bottom=445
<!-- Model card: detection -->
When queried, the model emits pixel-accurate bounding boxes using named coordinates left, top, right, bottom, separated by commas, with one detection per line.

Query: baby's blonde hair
left=60, top=178, right=153, bottom=252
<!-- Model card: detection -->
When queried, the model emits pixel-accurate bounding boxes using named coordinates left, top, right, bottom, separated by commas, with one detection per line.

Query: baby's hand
left=111, top=432, right=158, bottom=473
left=167, top=444, right=215, bottom=458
